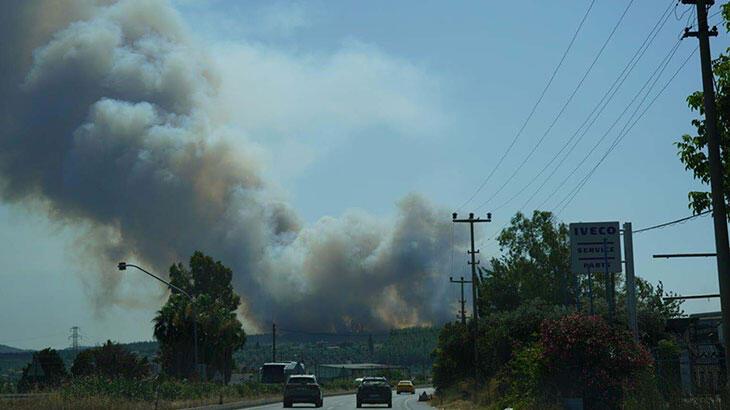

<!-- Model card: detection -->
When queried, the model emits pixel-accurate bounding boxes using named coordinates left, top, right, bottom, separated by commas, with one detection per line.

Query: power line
left=490, top=0, right=676, bottom=214
left=536, top=34, right=685, bottom=212
left=555, top=46, right=694, bottom=213
left=674, top=0, right=693, bottom=21
left=456, top=0, right=597, bottom=211
left=486, top=29, right=689, bottom=241
left=0, top=332, right=67, bottom=346
left=633, top=209, right=712, bottom=233
left=555, top=45, right=699, bottom=215
left=474, top=0, right=636, bottom=212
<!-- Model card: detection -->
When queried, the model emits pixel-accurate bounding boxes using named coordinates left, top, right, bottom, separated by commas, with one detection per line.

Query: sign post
left=587, top=265, right=594, bottom=315
left=623, top=222, right=639, bottom=340
left=570, top=222, right=622, bottom=320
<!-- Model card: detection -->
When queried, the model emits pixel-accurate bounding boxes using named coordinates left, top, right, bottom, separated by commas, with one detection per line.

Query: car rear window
left=288, top=377, right=314, bottom=384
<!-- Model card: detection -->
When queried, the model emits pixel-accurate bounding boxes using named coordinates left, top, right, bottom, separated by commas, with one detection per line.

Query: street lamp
left=117, top=262, right=200, bottom=379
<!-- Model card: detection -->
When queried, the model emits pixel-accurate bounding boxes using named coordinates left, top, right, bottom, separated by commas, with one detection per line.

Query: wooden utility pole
left=272, top=322, right=277, bottom=362
left=452, top=212, right=491, bottom=384
left=450, top=276, right=472, bottom=324
left=682, top=0, right=730, bottom=377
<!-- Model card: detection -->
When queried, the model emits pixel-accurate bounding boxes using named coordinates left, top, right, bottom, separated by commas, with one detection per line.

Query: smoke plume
left=0, top=0, right=463, bottom=332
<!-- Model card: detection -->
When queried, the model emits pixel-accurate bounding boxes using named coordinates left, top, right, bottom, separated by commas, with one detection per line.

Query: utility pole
left=587, top=266, right=594, bottom=315
left=603, top=237, right=615, bottom=323
left=117, top=262, right=200, bottom=379
left=68, top=326, right=82, bottom=353
left=623, top=223, right=639, bottom=341
left=272, top=322, right=277, bottom=362
left=450, top=276, right=472, bottom=324
left=452, top=211, right=491, bottom=385
left=682, top=0, right=730, bottom=377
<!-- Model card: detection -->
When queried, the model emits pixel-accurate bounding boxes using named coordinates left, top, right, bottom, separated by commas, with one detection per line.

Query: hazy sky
left=1, top=0, right=728, bottom=350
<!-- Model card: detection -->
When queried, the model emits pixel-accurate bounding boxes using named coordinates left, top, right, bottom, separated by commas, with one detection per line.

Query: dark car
left=356, top=376, right=392, bottom=408
left=283, top=374, right=323, bottom=408
left=261, top=362, right=305, bottom=384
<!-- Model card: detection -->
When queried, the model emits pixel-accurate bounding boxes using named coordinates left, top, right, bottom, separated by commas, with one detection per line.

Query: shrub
left=432, top=298, right=570, bottom=390
left=432, top=321, right=471, bottom=390
left=71, top=340, right=149, bottom=379
left=540, top=313, right=653, bottom=407
left=17, top=348, right=67, bottom=392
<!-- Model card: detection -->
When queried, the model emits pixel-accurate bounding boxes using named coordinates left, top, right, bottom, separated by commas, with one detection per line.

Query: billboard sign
left=570, top=222, right=622, bottom=274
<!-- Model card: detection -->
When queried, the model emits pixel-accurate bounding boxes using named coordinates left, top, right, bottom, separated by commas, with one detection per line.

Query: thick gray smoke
left=0, top=0, right=463, bottom=332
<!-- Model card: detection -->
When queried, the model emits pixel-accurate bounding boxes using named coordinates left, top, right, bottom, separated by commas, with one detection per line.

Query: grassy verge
left=0, top=378, right=370, bottom=409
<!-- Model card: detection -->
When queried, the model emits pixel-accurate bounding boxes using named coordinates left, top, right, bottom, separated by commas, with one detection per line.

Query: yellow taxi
left=396, top=380, right=415, bottom=394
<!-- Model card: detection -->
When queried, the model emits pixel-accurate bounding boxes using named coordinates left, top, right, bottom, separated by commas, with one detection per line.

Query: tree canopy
left=17, top=348, right=66, bottom=392
left=434, top=210, right=684, bottom=398
left=70, top=340, right=149, bottom=379
left=676, top=4, right=730, bottom=216
left=480, top=210, right=572, bottom=313
left=153, top=251, right=246, bottom=381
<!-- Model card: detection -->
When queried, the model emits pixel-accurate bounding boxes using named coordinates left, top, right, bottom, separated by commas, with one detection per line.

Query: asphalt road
left=241, top=388, right=435, bottom=410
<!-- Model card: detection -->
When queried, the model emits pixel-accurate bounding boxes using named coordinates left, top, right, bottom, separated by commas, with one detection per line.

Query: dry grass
left=1, top=386, right=360, bottom=410
left=0, top=392, right=282, bottom=410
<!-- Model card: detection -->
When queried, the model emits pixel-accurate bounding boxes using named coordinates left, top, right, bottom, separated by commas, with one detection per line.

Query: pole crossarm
left=653, top=253, right=718, bottom=258
left=450, top=276, right=472, bottom=324
left=452, top=211, right=492, bottom=388
left=663, top=293, right=720, bottom=301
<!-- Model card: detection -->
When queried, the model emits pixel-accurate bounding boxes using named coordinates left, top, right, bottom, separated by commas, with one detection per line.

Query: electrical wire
left=674, top=0, right=694, bottom=22
left=633, top=209, right=712, bottom=233
left=536, top=35, right=685, bottom=212
left=709, top=8, right=724, bottom=20
left=0, top=332, right=68, bottom=346
left=474, top=0, right=636, bottom=212
left=490, top=0, right=676, bottom=214
left=555, top=46, right=699, bottom=216
left=456, top=0, right=597, bottom=211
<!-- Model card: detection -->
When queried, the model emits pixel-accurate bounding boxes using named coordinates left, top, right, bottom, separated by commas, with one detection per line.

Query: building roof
left=318, top=363, right=402, bottom=370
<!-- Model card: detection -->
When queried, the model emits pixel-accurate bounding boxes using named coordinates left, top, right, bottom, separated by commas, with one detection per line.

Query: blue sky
left=1, top=0, right=728, bottom=349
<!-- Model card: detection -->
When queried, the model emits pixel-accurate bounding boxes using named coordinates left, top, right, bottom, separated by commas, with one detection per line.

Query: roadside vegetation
left=434, top=6, right=730, bottom=407
left=1, top=251, right=437, bottom=409
left=432, top=211, right=683, bottom=409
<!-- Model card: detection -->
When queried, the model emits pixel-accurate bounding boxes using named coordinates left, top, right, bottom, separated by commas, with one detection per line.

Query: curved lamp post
left=117, top=262, right=200, bottom=378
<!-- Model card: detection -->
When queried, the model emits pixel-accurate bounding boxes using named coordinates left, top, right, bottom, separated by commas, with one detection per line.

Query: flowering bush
left=540, top=313, right=653, bottom=406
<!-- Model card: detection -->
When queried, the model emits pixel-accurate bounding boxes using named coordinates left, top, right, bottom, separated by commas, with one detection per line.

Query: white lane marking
left=404, top=394, right=415, bottom=410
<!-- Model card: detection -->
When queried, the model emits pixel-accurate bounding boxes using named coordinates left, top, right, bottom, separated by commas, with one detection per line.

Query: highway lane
left=242, top=388, right=435, bottom=410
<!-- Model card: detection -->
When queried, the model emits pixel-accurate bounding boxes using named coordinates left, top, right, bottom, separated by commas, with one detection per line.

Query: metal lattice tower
left=69, top=326, right=82, bottom=352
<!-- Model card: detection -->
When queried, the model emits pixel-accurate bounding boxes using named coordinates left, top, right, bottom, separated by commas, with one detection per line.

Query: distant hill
left=0, top=344, right=27, bottom=354
left=0, top=327, right=440, bottom=382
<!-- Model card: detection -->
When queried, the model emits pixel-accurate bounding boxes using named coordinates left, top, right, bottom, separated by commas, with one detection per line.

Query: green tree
left=483, top=210, right=683, bottom=335
left=17, top=348, right=66, bottom=392
left=154, top=251, right=246, bottom=381
left=676, top=3, right=730, bottom=215
left=433, top=209, right=684, bottom=403
left=70, top=340, right=149, bottom=379
left=481, top=210, right=571, bottom=313
left=618, top=278, right=683, bottom=346
left=432, top=300, right=570, bottom=389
